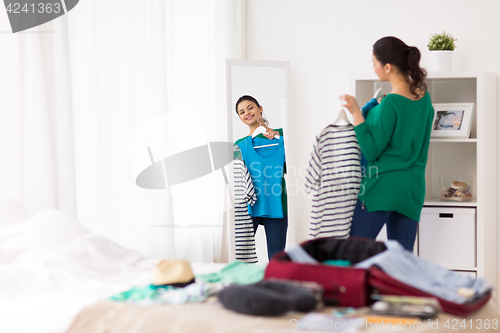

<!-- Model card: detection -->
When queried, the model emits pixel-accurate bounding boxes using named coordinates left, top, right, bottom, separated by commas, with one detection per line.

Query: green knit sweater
left=354, top=92, right=434, bottom=221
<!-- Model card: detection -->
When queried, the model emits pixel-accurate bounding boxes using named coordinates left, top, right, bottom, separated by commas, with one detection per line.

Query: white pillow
left=0, top=208, right=89, bottom=264
left=43, top=233, right=158, bottom=282
left=0, top=197, right=31, bottom=231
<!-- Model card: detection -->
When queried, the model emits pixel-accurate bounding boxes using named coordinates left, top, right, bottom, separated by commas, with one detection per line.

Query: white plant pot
left=430, top=50, right=453, bottom=71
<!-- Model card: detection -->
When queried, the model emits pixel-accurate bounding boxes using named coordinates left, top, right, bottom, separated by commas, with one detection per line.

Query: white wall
left=245, top=0, right=500, bottom=282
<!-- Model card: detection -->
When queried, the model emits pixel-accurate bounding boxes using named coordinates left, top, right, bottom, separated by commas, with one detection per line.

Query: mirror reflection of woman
left=234, top=95, right=287, bottom=260
left=340, top=36, right=434, bottom=252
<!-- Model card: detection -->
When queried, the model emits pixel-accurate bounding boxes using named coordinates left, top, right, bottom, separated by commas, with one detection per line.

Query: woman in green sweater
left=340, top=36, right=434, bottom=251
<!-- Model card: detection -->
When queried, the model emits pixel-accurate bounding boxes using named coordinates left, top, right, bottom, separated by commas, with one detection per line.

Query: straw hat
left=151, top=259, right=195, bottom=287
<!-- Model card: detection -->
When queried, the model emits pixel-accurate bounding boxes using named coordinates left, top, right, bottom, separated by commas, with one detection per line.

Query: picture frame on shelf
left=431, top=103, right=474, bottom=139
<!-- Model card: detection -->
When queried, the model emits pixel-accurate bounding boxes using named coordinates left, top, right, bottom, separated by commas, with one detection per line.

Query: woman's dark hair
left=373, top=36, right=427, bottom=99
left=235, top=95, right=261, bottom=114
left=235, top=95, right=268, bottom=127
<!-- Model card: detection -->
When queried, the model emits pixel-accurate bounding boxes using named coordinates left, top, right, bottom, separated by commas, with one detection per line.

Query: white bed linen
left=0, top=197, right=31, bottom=230
left=0, top=208, right=225, bottom=333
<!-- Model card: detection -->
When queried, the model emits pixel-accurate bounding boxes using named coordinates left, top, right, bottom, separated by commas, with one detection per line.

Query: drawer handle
left=439, top=213, right=454, bottom=218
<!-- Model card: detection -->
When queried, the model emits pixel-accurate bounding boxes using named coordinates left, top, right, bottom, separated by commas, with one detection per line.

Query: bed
left=1, top=200, right=498, bottom=333
left=0, top=200, right=228, bottom=333
left=0, top=201, right=205, bottom=333
left=66, top=298, right=499, bottom=333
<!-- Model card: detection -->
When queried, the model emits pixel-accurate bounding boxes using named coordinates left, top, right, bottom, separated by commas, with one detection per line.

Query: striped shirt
left=233, top=159, right=258, bottom=263
left=305, top=124, right=362, bottom=239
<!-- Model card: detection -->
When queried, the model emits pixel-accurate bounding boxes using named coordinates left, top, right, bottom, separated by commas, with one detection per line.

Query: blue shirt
left=360, top=98, right=379, bottom=176
left=237, top=136, right=285, bottom=218
left=355, top=240, right=491, bottom=304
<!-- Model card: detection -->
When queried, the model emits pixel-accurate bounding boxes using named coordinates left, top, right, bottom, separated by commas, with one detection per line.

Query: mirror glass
left=226, top=59, right=290, bottom=263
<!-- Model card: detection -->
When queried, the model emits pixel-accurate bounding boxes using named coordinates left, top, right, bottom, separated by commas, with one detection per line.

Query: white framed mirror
left=225, top=59, right=291, bottom=263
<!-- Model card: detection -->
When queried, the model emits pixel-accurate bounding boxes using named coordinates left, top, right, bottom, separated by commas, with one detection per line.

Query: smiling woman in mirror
left=234, top=95, right=288, bottom=260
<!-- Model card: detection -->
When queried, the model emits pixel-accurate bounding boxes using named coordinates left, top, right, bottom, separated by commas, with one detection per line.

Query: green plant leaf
left=428, top=30, right=457, bottom=51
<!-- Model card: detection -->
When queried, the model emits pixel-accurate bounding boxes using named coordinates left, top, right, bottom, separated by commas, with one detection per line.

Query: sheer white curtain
left=68, top=0, right=245, bottom=261
left=0, top=13, right=76, bottom=215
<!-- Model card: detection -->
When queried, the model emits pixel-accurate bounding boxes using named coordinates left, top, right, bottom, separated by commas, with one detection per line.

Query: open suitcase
left=264, top=237, right=387, bottom=307
left=368, top=265, right=491, bottom=317
left=264, top=237, right=492, bottom=315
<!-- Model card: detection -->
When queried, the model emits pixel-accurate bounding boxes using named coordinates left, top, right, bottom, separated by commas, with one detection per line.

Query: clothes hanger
left=334, top=87, right=384, bottom=126
left=373, top=87, right=384, bottom=103
left=254, top=142, right=279, bottom=149
left=252, top=125, right=268, bottom=138
left=253, top=116, right=279, bottom=149
left=332, top=106, right=351, bottom=125
left=252, top=117, right=280, bottom=139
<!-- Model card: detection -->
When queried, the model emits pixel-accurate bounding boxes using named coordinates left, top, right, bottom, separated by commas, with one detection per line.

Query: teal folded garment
left=109, top=283, right=215, bottom=305
left=109, top=285, right=175, bottom=302
left=322, top=259, right=351, bottom=267
left=195, top=261, right=266, bottom=285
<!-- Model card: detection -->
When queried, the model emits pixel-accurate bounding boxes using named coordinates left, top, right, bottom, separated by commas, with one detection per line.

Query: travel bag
left=265, top=237, right=492, bottom=315
left=264, top=237, right=387, bottom=307
left=367, top=265, right=492, bottom=317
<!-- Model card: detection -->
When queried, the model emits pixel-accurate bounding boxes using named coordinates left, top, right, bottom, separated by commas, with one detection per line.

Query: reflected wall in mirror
left=226, top=59, right=291, bottom=263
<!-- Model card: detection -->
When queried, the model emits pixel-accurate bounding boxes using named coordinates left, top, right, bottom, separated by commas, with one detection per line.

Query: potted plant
left=428, top=31, right=457, bottom=71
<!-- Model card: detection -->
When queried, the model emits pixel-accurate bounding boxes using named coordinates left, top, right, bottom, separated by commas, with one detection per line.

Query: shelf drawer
left=454, top=270, right=477, bottom=279
left=418, top=207, right=476, bottom=267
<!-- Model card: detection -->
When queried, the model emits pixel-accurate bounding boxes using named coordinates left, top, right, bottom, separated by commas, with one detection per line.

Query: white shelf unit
left=351, top=71, right=497, bottom=303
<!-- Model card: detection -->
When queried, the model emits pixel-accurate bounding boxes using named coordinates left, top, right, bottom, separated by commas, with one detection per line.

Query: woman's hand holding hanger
left=339, top=94, right=361, bottom=115
left=339, top=88, right=385, bottom=126
left=264, top=128, right=280, bottom=139
left=339, top=94, right=365, bottom=127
